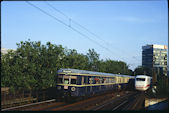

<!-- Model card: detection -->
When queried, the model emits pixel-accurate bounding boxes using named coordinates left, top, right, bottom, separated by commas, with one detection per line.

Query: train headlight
left=57, top=86, right=61, bottom=90
left=71, top=87, right=76, bottom=91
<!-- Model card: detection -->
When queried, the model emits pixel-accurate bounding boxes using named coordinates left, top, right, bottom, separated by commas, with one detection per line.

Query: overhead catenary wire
left=44, top=1, right=141, bottom=63
left=45, top=1, right=107, bottom=43
left=44, top=1, right=110, bottom=43
left=26, top=1, right=68, bottom=27
left=44, top=1, right=127, bottom=54
left=25, top=1, right=126, bottom=62
left=27, top=2, right=142, bottom=70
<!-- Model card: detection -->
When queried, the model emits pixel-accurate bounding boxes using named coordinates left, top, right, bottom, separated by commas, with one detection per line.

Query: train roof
left=57, top=68, right=134, bottom=78
left=135, top=75, right=152, bottom=78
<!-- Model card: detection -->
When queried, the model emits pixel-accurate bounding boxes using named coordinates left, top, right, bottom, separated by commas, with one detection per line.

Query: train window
left=89, top=77, right=93, bottom=84
left=136, top=78, right=145, bottom=81
left=114, top=77, right=117, bottom=83
left=109, top=78, right=111, bottom=83
left=125, top=78, right=127, bottom=83
left=103, top=78, right=106, bottom=83
left=116, top=77, right=118, bottom=83
left=98, top=78, right=100, bottom=83
left=63, top=75, right=70, bottom=84
left=92, top=77, right=96, bottom=84
left=112, top=77, right=115, bottom=83
left=84, top=76, right=88, bottom=84
left=122, top=78, right=124, bottom=83
left=106, top=78, right=109, bottom=83
left=98, top=77, right=102, bottom=84
left=95, top=77, right=99, bottom=84
left=71, top=79, right=76, bottom=84
left=64, top=79, right=69, bottom=84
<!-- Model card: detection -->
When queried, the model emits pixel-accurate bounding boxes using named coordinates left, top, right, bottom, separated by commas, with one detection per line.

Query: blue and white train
left=56, top=68, right=135, bottom=100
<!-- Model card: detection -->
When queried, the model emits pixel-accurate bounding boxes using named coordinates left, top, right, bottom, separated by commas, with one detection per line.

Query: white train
left=135, top=75, right=152, bottom=91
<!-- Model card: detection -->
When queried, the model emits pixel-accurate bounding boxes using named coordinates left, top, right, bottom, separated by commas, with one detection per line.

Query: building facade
left=142, top=44, right=167, bottom=77
left=167, top=44, right=169, bottom=77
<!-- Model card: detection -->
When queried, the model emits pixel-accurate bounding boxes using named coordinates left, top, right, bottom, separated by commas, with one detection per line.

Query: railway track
left=89, top=91, right=138, bottom=110
left=2, top=91, right=145, bottom=111
left=49, top=91, right=135, bottom=111
left=25, top=102, right=66, bottom=111
left=1, top=99, right=59, bottom=111
left=49, top=91, right=144, bottom=111
left=126, top=92, right=145, bottom=110
left=111, top=91, right=145, bottom=110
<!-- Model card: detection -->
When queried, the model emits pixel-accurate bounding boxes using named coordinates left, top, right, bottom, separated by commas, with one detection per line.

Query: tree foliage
left=134, top=66, right=152, bottom=76
left=1, top=40, right=134, bottom=92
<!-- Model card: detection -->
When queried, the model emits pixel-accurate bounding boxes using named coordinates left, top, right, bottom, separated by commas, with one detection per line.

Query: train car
left=135, top=75, right=152, bottom=91
left=56, top=68, right=134, bottom=100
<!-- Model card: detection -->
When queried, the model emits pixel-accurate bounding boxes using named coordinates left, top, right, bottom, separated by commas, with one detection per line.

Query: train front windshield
left=136, top=78, right=145, bottom=81
left=57, top=74, right=77, bottom=84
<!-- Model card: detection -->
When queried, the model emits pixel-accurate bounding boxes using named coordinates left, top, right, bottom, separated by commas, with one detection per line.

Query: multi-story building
left=142, top=44, right=167, bottom=77
left=168, top=44, right=169, bottom=77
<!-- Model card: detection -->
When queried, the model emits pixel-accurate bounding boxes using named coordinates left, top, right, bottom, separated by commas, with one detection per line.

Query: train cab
left=135, top=75, right=152, bottom=91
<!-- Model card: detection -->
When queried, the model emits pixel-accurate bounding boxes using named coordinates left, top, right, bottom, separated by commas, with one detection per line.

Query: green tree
left=97, top=59, right=131, bottom=75
left=1, top=50, right=15, bottom=88
left=134, top=66, right=152, bottom=76
left=87, top=49, right=100, bottom=71
left=1, top=39, right=66, bottom=91
left=62, top=49, right=89, bottom=70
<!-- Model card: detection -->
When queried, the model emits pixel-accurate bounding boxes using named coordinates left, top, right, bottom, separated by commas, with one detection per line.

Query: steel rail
left=2, top=99, right=56, bottom=111
left=92, top=91, right=135, bottom=110
left=25, top=102, right=66, bottom=111
left=112, top=100, right=128, bottom=110
left=120, top=92, right=144, bottom=110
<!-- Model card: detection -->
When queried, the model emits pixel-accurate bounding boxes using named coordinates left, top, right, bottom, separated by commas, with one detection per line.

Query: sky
left=1, top=0, right=168, bottom=70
